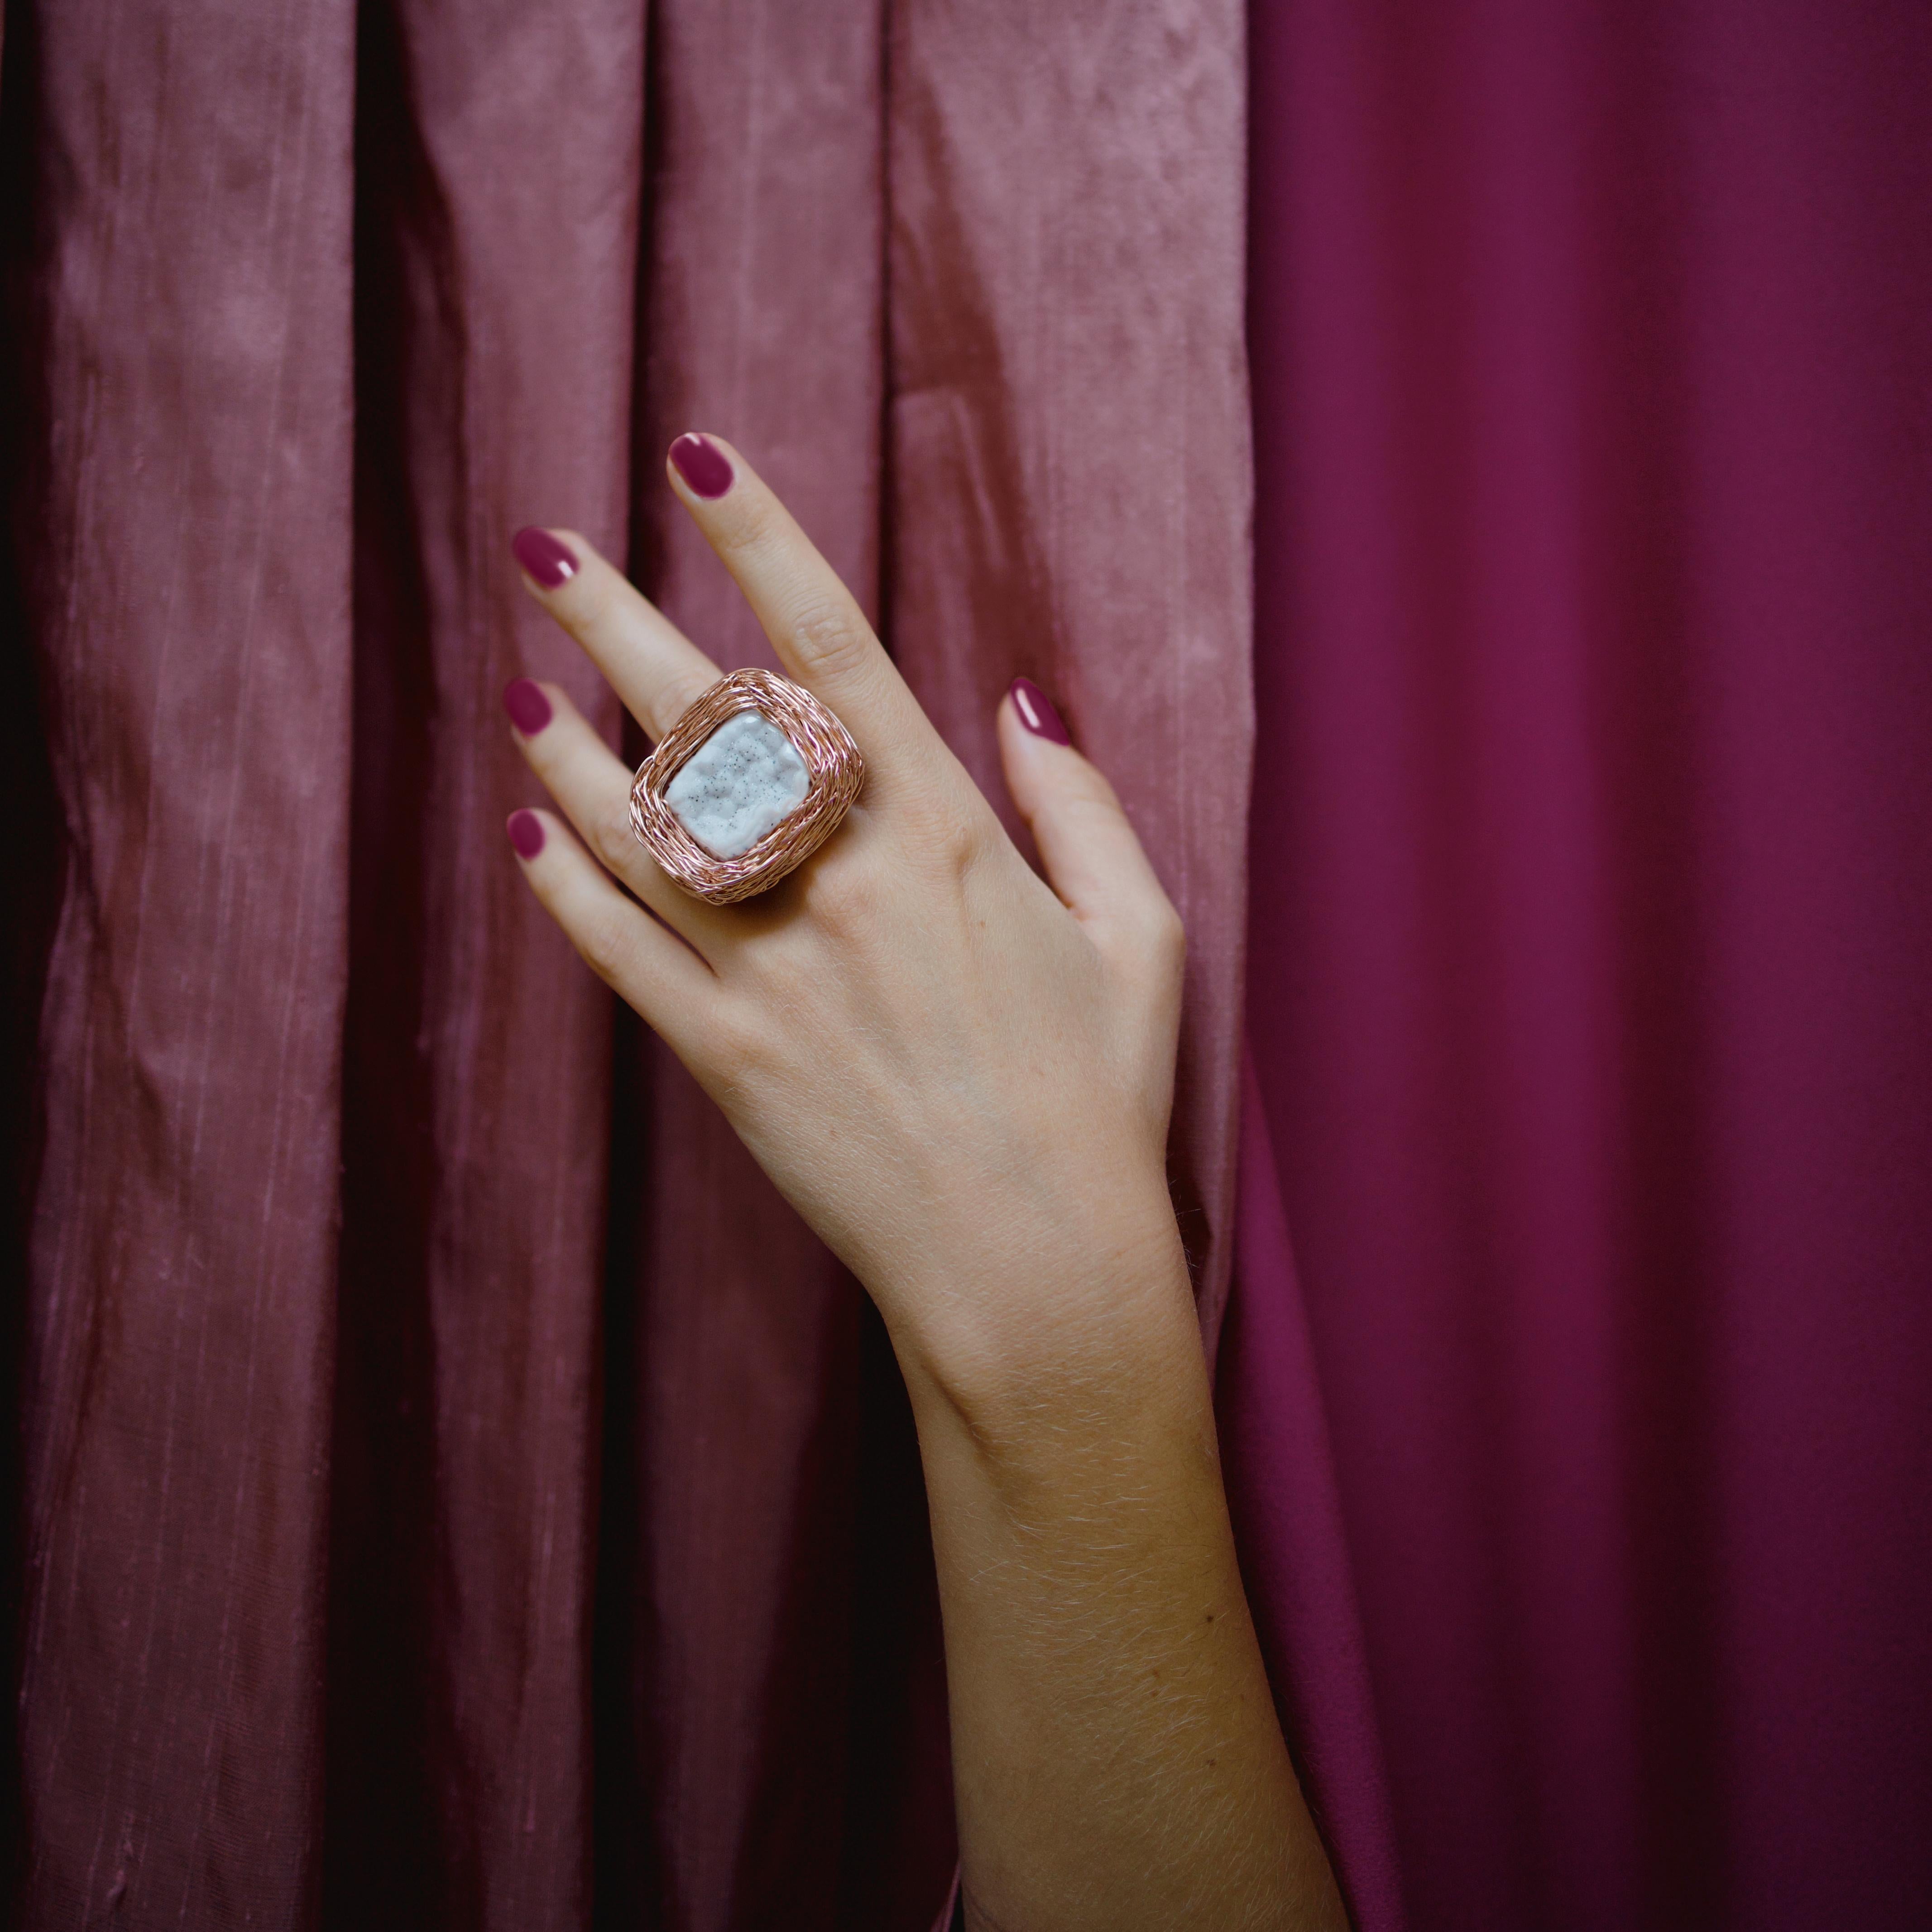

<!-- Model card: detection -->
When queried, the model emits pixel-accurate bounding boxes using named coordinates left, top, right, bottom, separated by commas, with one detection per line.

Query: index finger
left=665, top=433, right=938, bottom=787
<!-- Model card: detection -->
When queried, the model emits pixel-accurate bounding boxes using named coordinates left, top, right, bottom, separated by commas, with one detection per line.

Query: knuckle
left=723, top=493, right=785, bottom=555
left=1123, top=897, right=1187, bottom=983
left=590, top=797, right=641, bottom=875
left=652, top=671, right=717, bottom=738
left=575, top=910, right=636, bottom=988
left=1069, top=764, right=1125, bottom=815
left=898, top=773, right=993, bottom=877
left=1063, top=786, right=1126, bottom=835
left=701, top=1007, right=755, bottom=1082
left=700, top=1003, right=777, bottom=1107
left=786, top=596, right=874, bottom=678
left=803, top=850, right=881, bottom=939
left=933, top=800, right=993, bottom=876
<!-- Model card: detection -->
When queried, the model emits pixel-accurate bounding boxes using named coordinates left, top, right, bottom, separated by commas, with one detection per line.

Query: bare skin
left=504, top=436, right=1347, bottom=1932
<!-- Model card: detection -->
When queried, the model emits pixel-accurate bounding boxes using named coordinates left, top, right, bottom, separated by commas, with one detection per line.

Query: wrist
left=877, top=1175, right=1211, bottom=1453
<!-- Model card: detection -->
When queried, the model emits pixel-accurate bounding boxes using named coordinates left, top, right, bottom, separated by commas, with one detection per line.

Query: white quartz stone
left=664, top=709, right=810, bottom=858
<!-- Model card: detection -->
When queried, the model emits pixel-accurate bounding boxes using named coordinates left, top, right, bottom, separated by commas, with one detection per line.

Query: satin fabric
left=0, top=1, right=1262, bottom=1925
left=1239, top=1, right=1932, bottom=1926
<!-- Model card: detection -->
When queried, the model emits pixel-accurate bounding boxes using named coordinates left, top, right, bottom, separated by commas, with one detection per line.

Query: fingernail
left=503, top=678, right=553, bottom=735
left=669, top=433, right=734, bottom=499
left=512, top=527, right=578, bottom=589
left=1010, top=677, right=1072, bottom=747
left=506, top=809, right=546, bottom=859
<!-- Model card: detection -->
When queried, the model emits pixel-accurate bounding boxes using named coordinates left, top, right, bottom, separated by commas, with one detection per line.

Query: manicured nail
left=669, top=433, right=734, bottom=499
left=503, top=678, right=553, bottom=735
left=512, top=527, right=577, bottom=589
left=506, top=809, right=546, bottom=859
left=1010, top=677, right=1072, bottom=747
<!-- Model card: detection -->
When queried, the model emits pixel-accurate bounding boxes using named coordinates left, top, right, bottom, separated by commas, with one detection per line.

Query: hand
left=503, top=436, right=1343, bottom=1932
left=503, top=434, right=1188, bottom=1401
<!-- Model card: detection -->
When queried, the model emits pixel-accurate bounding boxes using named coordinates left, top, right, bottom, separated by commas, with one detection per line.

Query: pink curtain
left=1235, top=1, right=1932, bottom=1927
left=4, top=1, right=1927, bottom=1927
left=0, top=1, right=1260, bottom=1926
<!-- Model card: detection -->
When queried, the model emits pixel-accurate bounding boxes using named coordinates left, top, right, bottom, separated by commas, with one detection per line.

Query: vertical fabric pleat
left=9, top=1, right=356, bottom=1920
left=887, top=0, right=1254, bottom=1348
left=328, top=1, right=646, bottom=1925
left=614, top=6, right=898, bottom=1924
left=1220, top=1061, right=1404, bottom=1931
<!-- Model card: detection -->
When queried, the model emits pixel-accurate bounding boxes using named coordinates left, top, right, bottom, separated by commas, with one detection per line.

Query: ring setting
left=629, top=667, right=864, bottom=904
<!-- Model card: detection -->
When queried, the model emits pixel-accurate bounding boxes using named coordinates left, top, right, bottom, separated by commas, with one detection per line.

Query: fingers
left=503, top=676, right=736, bottom=954
left=997, top=681, right=1185, bottom=966
left=504, top=806, right=720, bottom=1056
left=511, top=525, right=719, bottom=739
left=664, top=434, right=937, bottom=784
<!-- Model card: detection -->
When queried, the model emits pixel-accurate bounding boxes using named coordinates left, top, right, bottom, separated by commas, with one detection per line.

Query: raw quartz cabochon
left=628, top=667, right=867, bottom=906
left=664, top=709, right=810, bottom=858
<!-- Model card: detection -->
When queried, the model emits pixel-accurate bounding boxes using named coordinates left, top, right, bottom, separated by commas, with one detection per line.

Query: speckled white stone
left=664, top=709, right=810, bottom=859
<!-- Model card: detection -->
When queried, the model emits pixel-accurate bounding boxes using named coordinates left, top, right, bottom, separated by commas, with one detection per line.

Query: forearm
left=888, top=1207, right=1347, bottom=1932
left=502, top=441, right=1328, bottom=1923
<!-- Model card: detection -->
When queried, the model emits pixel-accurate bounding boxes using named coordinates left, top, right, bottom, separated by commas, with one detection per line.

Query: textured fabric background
left=0, top=1, right=1265, bottom=1926
left=1, top=1, right=1928, bottom=1929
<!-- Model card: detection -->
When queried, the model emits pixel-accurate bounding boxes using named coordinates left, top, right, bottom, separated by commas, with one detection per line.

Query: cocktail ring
left=628, top=667, right=865, bottom=905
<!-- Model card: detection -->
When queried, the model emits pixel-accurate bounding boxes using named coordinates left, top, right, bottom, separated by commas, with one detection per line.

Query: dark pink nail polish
left=506, top=809, right=546, bottom=859
left=512, top=527, right=577, bottom=589
left=1011, top=677, right=1072, bottom=747
left=503, top=677, right=553, bottom=735
left=669, top=433, right=734, bottom=499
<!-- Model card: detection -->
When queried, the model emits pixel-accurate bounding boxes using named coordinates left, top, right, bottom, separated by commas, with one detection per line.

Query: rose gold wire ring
left=629, top=667, right=865, bottom=905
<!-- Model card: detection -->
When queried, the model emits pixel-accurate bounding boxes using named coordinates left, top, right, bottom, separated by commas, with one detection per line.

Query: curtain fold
left=614, top=7, right=892, bottom=1924
left=326, top=1, right=647, bottom=1924
left=1, top=0, right=1282, bottom=1926
left=5, top=3, right=357, bottom=1922
left=886, top=0, right=1254, bottom=1353
left=1221, top=1057, right=1403, bottom=1932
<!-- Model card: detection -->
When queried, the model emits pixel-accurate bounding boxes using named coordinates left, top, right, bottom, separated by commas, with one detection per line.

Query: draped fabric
left=3, top=2, right=1927, bottom=1930
left=1236, top=1, right=1932, bottom=1927
left=0, top=1, right=1264, bottom=1926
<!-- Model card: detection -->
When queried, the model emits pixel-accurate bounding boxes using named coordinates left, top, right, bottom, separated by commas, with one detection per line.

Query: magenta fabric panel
left=887, top=0, right=1255, bottom=1349
left=8, top=1, right=357, bottom=1920
left=1245, top=2, right=1932, bottom=1927
left=324, top=1, right=646, bottom=1924
left=1221, top=1058, right=1403, bottom=1931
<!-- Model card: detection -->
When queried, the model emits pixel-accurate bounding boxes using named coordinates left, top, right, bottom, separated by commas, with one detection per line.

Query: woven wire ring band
left=628, top=667, right=865, bottom=905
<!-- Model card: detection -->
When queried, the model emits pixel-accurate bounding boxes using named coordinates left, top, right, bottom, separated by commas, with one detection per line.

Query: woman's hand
left=504, top=436, right=1344, bottom=1932
left=504, top=434, right=1184, bottom=1401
